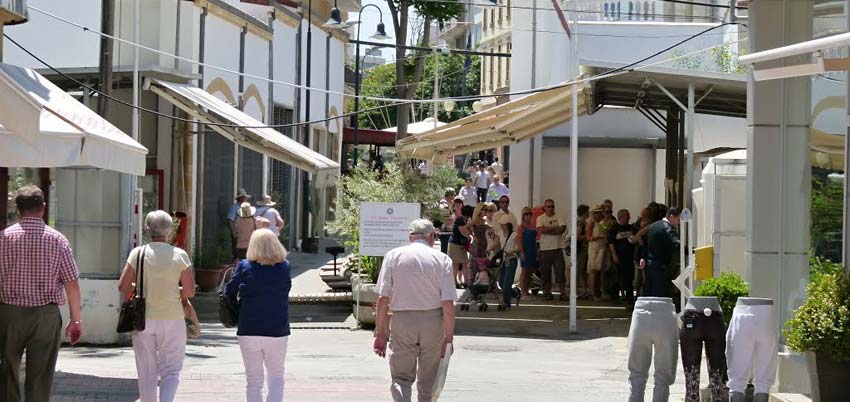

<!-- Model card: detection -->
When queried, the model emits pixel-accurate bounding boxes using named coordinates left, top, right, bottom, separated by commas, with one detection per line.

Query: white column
left=746, top=0, right=813, bottom=394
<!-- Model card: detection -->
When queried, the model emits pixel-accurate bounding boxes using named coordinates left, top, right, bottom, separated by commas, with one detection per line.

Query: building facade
left=2, top=0, right=349, bottom=343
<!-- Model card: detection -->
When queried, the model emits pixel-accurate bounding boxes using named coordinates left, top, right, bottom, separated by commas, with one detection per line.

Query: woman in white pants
left=118, top=210, right=195, bottom=402
left=225, top=229, right=292, bottom=402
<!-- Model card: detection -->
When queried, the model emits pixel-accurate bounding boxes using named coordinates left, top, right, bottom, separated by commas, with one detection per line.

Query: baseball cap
left=408, top=219, right=436, bottom=235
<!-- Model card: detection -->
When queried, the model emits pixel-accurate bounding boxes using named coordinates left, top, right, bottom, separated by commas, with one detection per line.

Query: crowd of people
left=435, top=176, right=682, bottom=306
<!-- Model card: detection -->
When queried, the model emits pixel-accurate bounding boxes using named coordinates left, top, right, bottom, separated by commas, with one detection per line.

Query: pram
left=459, top=259, right=502, bottom=311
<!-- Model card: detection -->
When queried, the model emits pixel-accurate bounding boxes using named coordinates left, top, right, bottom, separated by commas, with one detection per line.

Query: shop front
left=0, top=62, right=148, bottom=343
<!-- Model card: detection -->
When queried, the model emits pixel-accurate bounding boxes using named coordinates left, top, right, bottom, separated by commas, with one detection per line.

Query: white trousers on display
left=725, top=304, right=778, bottom=394
left=239, top=335, right=289, bottom=402
left=132, top=319, right=187, bottom=402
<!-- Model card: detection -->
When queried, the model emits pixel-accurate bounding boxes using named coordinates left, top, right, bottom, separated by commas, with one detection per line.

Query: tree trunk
left=388, top=0, right=432, bottom=142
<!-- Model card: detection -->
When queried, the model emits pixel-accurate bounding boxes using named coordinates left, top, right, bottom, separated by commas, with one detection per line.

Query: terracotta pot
left=195, top=266, right=226, bottom=292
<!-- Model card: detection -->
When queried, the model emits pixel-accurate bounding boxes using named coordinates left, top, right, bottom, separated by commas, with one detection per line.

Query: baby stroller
left=526, top=267, right=545, bottom=296
left=459, top=257, right=503, bottom=312
left=460, top=255, right=523, bottom=311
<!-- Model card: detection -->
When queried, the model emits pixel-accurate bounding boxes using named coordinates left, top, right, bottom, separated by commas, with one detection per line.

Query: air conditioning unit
left=0, top=0, right=28, bottom=26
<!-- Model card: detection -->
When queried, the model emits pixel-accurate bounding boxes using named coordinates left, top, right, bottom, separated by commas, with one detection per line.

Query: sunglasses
left=500, top=200, right=509, bottom=204
left=545, top=205, right=554, bottom=209
left=522, top=212, right=532, bottom=216
left=604, top=210, right=612, bottom=214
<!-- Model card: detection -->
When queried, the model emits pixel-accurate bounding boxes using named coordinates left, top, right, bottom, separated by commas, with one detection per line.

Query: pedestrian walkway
left=51, top=323, right=689, bottom=402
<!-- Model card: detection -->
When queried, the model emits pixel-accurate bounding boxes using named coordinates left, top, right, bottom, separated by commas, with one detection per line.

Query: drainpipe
left=97, top=0, right=115, bottom=117
left=302, top=0, right=314, bottom=246
left=196, top=6, right=208, bottom=245
left=292, top=14, right=303, bottom=250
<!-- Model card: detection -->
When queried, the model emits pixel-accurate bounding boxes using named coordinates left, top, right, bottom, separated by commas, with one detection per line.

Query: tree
left=355, top=54, right=481, bottom=130
left=385, top=0, right=464, bottom=140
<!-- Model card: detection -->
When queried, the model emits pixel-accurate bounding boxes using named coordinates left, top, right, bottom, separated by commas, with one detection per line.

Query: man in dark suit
left=639, top=208, right=681, bottom=297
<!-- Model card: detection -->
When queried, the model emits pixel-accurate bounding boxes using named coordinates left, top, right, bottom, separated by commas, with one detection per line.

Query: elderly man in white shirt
left=373, top=219, right=456, bottom=402
left=459, top=178, right=477, bottom=207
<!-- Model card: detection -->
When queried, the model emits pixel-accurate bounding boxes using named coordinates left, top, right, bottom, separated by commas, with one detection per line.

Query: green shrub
left=810, top=253, right=844, bottom=281
left=694, top=272, right=750, bottom=327
left=326, top=162, right=461, bottom=283
left=785, top=272, right=850, bottom=362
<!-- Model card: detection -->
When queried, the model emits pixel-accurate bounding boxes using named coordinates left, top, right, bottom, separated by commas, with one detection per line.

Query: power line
left=658, top=0, right=747, bottom=9
left=25, top=4, right=744, bottom=104
left=2, top=32, right=402, bottom=131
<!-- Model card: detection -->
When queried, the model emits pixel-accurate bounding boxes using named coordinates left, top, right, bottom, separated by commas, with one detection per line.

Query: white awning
left=146, top=78, right=339, bottom=187
left=0, top=63, right=148, bottom=175
left=396, top=83, right=590, bottom=160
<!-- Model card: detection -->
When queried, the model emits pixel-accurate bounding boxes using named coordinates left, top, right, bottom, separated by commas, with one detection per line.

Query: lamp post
left=325, top=4, right=389, bottom=167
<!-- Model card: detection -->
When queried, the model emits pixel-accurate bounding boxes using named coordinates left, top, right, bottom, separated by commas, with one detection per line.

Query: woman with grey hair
left=118, top=210, right=195, bottom=402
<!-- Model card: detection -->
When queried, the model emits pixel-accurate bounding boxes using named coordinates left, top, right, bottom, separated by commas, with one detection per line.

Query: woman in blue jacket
left=225, top=228, right=292, bottom=402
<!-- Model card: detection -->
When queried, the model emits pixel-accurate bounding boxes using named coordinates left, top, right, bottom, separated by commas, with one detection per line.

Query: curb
left=289, top=292, right=353, bottom=303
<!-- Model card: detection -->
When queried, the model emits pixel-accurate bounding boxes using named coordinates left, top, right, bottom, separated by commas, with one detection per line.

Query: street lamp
left=326, top=4, right=390, bottom=167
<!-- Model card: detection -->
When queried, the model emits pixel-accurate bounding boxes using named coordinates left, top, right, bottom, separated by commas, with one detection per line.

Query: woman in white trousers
left=225, top=229, right=293, bottom=402
left=118, top=210, right=195, bottom=402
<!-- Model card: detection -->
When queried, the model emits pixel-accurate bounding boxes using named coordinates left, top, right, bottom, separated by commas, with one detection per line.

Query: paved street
left=50, top=302, right=693, bottom=402
left=47, top=245, right=694, bottom=401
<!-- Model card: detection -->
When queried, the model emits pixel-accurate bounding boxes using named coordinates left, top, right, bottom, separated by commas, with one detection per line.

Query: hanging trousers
left=680, top=309, right=727, bottom=402
left=627, top=297, right=679, bottom=402
left=726, top=299, right=777, bottom=396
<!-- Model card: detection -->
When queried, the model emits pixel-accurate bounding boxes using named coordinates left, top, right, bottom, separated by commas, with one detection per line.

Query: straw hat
left=238, top=202, right=256, bottom=218
left=591, top=204, right=604, bottom=213
left=257, top=194, right=276, bottom=207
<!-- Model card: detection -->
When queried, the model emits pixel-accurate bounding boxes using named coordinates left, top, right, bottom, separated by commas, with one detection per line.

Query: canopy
left=384, top=117, right=447, bottom=135
left=147, top=78, right=339, bottom=186
left=0, top=63, right=148, bottom=175
left=396, top=84, right=590, bottom=160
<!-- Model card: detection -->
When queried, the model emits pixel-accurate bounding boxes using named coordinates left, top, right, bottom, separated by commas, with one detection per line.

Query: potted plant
left=694, top=272, right=749, bottom=327
left=784, top=264, right=850, bottom=402
left=193, top=236, right=231, bottom=292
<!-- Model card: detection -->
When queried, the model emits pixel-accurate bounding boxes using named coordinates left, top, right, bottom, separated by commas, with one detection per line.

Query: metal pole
left=568, top=8, right=578, bottom=334
left=353, top=19, right=362, bottom=166
left=302, top=0, right=314, bottom=244
left=528, top=0, right=537, bottom=207
left=132, top=0, right=141, bottom=244
left=686, top=82, right=695, bottom=270
left=844, top=25, right=850, bottom=274
left=433, top=47, right=440, bottom=129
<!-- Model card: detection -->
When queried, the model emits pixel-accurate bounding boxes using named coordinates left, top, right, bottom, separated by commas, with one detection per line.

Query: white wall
left=243, top=32, right=270, bottom=121
left=203, top=13, right=241, bottom=104
left=3, top=0, right=102, bottom=68
left=272, top=20, right=299, bottom=109
left=534, top=146, right=655, bottom=224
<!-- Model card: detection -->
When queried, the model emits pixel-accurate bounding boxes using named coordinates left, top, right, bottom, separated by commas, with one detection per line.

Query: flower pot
left=809, top=352, right=850, bottom=402
left=302, top=237, right=320, bottom=254
left=195, top=265, right=228, bottom=292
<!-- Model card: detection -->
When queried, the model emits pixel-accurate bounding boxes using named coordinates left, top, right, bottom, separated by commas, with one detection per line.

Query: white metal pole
left=568, top=8, right=579, bottom=334
left=680, top=220, right=687, bottom=308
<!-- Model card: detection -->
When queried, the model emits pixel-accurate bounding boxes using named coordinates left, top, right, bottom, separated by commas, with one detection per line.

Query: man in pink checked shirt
left=0, top=185, right=82, bottom=402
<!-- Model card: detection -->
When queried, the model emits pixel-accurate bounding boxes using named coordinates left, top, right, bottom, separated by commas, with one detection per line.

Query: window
left=604, top=2, right=609, bottom=18
left=201, top=130, right=235, bottom=247
left=507, top=0, right=511, bottom=20
left=644, top=1, right=649, bottom=20
left=497, top=6, right=502, bottom=26
left=269, top=106, right=294, bottom=243
left=483, top=11, right=488, bottom=32
left=629, top=1, right=634, bottom=19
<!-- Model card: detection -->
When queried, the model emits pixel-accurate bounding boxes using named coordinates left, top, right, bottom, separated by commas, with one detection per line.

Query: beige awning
left=0, top=63, right=148, bottom=175
left=147, top=78, right=339, bottom=187
left=396, top=83, right=590, bottom=160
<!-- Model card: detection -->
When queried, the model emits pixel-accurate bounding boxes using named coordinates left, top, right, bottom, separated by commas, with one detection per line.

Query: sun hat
left=236, top=188, right=250, bottom=199
left=257, top=194, right=276, bottom=207
left=591, top=204, right=604, bottom=213
left=409, top=219, right=436, bottom=235
left=238, top=202, right=256, bottom=218
left=453, top=195, right=465, bottom=202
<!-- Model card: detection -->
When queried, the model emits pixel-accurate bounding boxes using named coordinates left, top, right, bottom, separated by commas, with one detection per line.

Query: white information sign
left=359, top=202, right=421, bottom=256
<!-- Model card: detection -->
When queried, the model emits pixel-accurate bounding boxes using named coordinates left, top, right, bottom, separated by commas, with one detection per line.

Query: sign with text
left=359, top=202, right=421, bottom=256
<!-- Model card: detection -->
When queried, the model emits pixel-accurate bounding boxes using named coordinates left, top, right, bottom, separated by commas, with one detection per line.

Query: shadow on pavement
left=52, top=372, right=138, bottom=401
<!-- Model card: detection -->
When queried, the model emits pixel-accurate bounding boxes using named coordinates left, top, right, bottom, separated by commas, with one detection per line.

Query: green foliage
left=710, top=45, right=746, bottom=74
left=810, top=253, right=844, bottom=281
left=694, top=272, right=750, bottom=327
left=193, top=230, right=231, bottom=270
left=811, top=176, right=843, bottom=259
left=326, top=162, right=462, bottom=282
left=354, top=54, right=481, bottom=130
left=407, top=0, right=464, bottom=22
left=668, top=45, right=745, bottom=74
left=785, top=272, right=850, bottom=362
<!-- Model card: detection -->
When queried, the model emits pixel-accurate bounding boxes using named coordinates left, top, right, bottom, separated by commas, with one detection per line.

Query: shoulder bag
left=489, top=232, right=513, bottom=269
left=218, top=266, right=240, bottom=328
left=117, top=245, right=147, bottom=333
